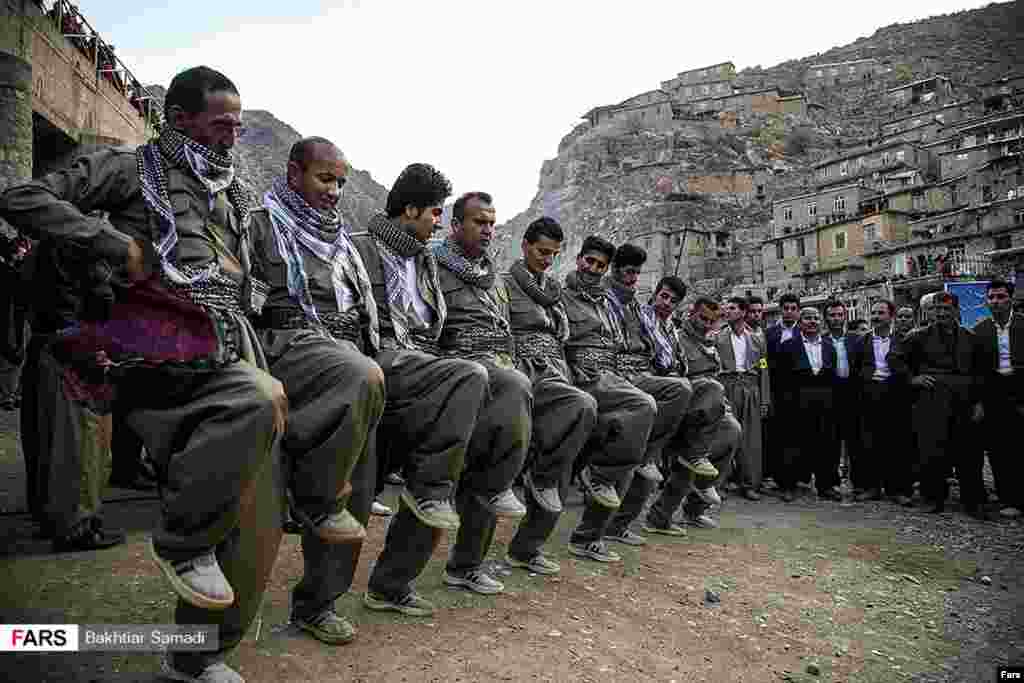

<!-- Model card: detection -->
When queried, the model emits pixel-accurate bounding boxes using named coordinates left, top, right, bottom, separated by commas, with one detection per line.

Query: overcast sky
left=78, top=0, right=993, bottom=220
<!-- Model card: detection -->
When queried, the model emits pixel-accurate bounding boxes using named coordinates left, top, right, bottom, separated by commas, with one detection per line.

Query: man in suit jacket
left=776, top=307, right=838, bottom=502
left=849, top=299, right=914, bottom=505
left=823, top=300, right=858, bottom=502
left=889, top=292, right=985, bottom=515
left=764, top=293, right=801, bottom=486
left=973, top=280, right=1023, bottom=519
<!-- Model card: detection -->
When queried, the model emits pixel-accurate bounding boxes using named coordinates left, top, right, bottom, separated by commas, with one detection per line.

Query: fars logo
left=0, top=625, right=79, bottom=651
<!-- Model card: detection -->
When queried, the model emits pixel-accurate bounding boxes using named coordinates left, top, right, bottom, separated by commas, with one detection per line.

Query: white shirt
left=996, top=313, right=1014, bottom=375
left=402, top=257, right=433, bottom=326
left=828, top=333, right=850, bottom=378
left=731, top=330, right=748, bottom=371
left=781, top=323, right=796, bottom=343
left=871, top=334, right=892, bottom=381
left=802, top=334, right=823, bottom=375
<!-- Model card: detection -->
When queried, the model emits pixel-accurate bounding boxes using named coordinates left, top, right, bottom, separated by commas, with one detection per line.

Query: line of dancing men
left=0, top=65, right=1020, bottom=683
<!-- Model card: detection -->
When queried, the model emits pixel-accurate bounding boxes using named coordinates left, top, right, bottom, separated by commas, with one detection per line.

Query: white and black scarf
left=366, top=213, right=445, bottom=349
left=136, top=128, right=253, bottom=285
left=510, top=259, right=568, bottom=342
left=263, top=177, right=379, bottom=352
left=565, top=270, right=623, bottom=345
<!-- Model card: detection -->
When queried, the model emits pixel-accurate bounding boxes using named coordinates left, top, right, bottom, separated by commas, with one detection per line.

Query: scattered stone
left=547, top=630, right=562, bottom=637
left=980, top=576, right=992, bottom=586
left=806, top=662, right=821, bottom=676
left=902, top=574, right=921, bottom=585
left=704, top=590, right=721, bottom=605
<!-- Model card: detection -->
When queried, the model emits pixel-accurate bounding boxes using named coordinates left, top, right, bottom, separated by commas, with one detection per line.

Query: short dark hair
left=850, top=318, right=869, bottom=328
left=452, top=192, right=493, bottom=224
left=726, top=296, right=748, bottom=310
left=825, top=299, right=847, bottom=313
left=987, top=279, right=1015, bottom=296
left=613, top=243, right=647, bottom=268
left=385, top=163, right=453, bottom=218
left=746, top=295, right=764, bottom=307
left=779, top=292, right=801, bottom=307
left=165, top=66, right=238, bottom=118
left=873, top=299, right=896, bottom=315
left=579, top=235, right=616, bottom=262
left=655, top=276, right=687, bottom=301
left=692, top=295, right=720, bottom=311
left=524, top=216, right=564, bottom=244
left=289, top=136, right=341, bottom=168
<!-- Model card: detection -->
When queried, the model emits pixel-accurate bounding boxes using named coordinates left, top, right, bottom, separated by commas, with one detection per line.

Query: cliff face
left=144, top=87, right=387, bottom=229
left=493, top=0, right=1024, bottom=295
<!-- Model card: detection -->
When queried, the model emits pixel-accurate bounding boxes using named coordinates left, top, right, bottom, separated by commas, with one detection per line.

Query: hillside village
left=493, top=1, right=1024, bottom=320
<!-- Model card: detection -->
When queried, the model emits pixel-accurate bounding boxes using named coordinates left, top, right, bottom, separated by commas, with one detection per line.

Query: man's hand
left=971, top=403, right=984, bottom=423
left=911, top=375, right=935, bottom=389
left=270, top=378, right=289, bottom=436
left=126, top=239, right=147, bottom=281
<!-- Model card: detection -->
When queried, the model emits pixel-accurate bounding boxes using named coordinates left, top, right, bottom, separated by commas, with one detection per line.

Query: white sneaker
left=694, top=486, right=721, bottom=506
left=999, top=506, right=1022, bottom=519
left=371, top=500, right=394, bottom=516
left=636, top=463, right=664, bottom=483
left=150, top=541, right=234, bottom=611
left=487, top=489, right=527, bottom=518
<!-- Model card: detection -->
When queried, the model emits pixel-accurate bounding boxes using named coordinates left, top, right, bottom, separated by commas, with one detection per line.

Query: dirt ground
left=1, top=408, right=1022, bottom=683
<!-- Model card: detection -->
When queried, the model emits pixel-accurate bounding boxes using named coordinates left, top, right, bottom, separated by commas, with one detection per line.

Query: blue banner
left=945, top=281, right=990, bottom=328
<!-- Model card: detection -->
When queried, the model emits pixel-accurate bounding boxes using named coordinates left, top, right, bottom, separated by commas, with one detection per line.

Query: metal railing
left=39, top=0, right=163, bottom=131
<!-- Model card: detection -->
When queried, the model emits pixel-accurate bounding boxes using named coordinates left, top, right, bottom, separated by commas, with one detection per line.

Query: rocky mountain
left=492, top=0, right=1024, bottom=295
left=145, top=86, right=387, bottom=229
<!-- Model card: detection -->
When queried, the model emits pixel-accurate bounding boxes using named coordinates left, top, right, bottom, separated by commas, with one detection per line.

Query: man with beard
left=430, top=192, right=530, bottom=595
left=745, top=295, right=766, bottom=340
left=849, top=299, right=914, bottom=505
left=717, top=296, right=769, bottom=501
left=562, top=235, right=656, bottom=562
left=350, top=165, right=489, bottom=615
left=645, top=296, right=741, bottom=530
left=895, top=306, right=917, bottom=339
left=973, top=280, right=1023, bottom=519
left=248, top=137, right=384, bottom=644
left=889, top=292, right=985, bottom=516
left=776, top=308, right=838, bottom=503
left=602, top=245, right=697, bottom=546
left=764, top=292, right=801, bottom=487
left=0, top=66, right=288, bottom=683
left=822, top=300, right=854, bottom=502
left=503, top=217, right=597, bottom=576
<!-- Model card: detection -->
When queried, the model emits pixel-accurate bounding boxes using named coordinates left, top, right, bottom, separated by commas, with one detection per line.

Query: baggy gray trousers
left=721, top=374, right=763, bottom=490
left=260, top=329, right=385, bottom=620
left=507, top=371, right=597, bottom=561
left=608, top=373, right=693, bottom=534
left=569, top=372, right=655, bottom=545
left=367, top=350, right=488, bottom=598
left=448, top=360, right=532, bottom=573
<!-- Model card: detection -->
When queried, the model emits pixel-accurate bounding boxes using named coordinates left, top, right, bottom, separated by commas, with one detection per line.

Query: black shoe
left=109, top=472, right=157, bottom=491
left=742, top=488, right=761, bottom=501
left=53, top=518, right=125, bottom=552
left=781, top=490, right=797, bottom=503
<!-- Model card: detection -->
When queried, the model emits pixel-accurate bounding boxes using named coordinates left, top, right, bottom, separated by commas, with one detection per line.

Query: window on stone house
left=798, top=238, right=806, bottom=257
left=784, top=206, right=793, bottom=221
left=834, top=195, right=846, bottom=213
left=864, top=223, right=879, bottom=241
left=830, top=68, right=839, bottom=76
left=834, top=232, right=847, bottom=250
left=840, top=162, right=848, bottom=176
left=808, top=203, right=817, bottom=218
left=882, top=152, right=890, bottom=165
left=776, top=243, right=784, bottom=259
left=816, top=70, right=823, bottom=77
left=950, top=184, right=958, bottom=206
left=1016, top=210, right=1024, bottom=225
left=956, top=153, right=969, bottom=161
left=896, top=150, right=906, bottom=160
left=995, top=235, right=1012, bottom=250
left=849, top=66, right=857, bottom=74
left=983, top=185, right=994, bottom=202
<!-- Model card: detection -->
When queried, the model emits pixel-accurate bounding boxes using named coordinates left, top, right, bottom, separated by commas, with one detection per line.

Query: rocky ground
left=0, top=407, right=1021, bottom=682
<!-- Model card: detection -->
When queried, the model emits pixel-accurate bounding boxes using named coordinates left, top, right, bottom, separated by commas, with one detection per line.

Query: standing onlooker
left=775, top=308, right=838, bottom=502
left=764, top=293, right=801, bottom=487
left=716, top=297, right=769, bottom=500
left=823, top=300, right=856, bottom=501
left=973, top=280, right=1022, bottom=519
left=894, top=306, right=917, bottom=338
left=889, top=292, right=986, bottom=516
left=850, top=300, right=914, bottom=505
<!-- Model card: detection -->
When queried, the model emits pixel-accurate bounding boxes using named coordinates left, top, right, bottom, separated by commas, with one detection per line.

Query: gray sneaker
left=579, top=468, right=621, bottom=509
left=693, top=486, right=721, bottom=506
left=524, top=471, right=563, bottom=514
left=313, top=508, right=366, bottom=544
left=679, top=454, right=719, bottom=478
left=684, top=512, right=719, bottom=529
left=293, top=608, right=356, bottom=645
left=568, top=540, right=621, bottom=563
left=363, top=590, right=435, bottom=617
left=161, top=656, right=244, bottom=683
left=506, top=553, right=561, bottom=575
left=399, top=489, right=460, bottom=530
left=642, top=521, right=687, bottom=537
left=606, top=529, right=647, bottom=546
left=150, top=541, right=234, bottom=611
left=487, top=489, right=527, bottom=518
left=443, top=568, right=505, bottom=594
left=636, top=462, right=664, bottom=483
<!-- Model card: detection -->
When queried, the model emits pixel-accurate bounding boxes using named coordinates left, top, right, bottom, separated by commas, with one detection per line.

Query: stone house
left=581, top=90, right=674, bottom=131
left=931, top=110, right=1024, bottom=179
left=661, top=62, right=736, bottom=102
left=980, top=74, right=1024, bottom=113
left=814, top=140, right=937, bottom=191
left=772, top=182, right=879, bottom=236
left=803, top=58, right=881, bottom=89
left=886, top=75, right=954, bottom=111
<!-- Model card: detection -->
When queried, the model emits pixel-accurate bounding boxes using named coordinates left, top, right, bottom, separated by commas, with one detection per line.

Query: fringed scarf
left=432, top=236, right=510, bottom=336
left=605, top=278, right=653, bottom=354
left=509, top=259, right=568, bottom=342
left=366, top=213, right=446, bottom=349
left=565, top=271, right=623, bottom=345
left=263, top=177, right=379, bottom=352
left=641, top=304, right=676, bottom=373
left=136, top=128, right=254, bottom=286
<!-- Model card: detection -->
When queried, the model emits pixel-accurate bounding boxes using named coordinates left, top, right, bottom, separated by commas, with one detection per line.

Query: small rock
left=980, top=576, right=992, bottom=586
left=547, top=630, right=562, bottom=637
left=902, top=574, right=921, bottom=585
left=806, top=662, right=821, bottom=676
left=705, top=590, right=721, bottom=604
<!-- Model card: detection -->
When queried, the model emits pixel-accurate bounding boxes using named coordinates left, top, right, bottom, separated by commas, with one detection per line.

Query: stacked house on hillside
left=759, top=71, right=1024, bottom=317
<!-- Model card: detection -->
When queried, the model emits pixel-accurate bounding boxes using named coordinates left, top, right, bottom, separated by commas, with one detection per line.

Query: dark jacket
left=888, top=322, right=983, bottom=402
left=777, top=334, right=838, bottom=395
left=972, top=313, right=1024, bottom=400
left=849, top=330, right=904, bottom=386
